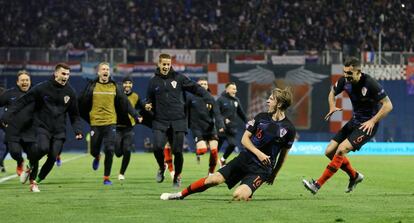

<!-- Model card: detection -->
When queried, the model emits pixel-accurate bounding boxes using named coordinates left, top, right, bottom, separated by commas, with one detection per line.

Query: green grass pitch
left=0, top=153, right=413, bottom=223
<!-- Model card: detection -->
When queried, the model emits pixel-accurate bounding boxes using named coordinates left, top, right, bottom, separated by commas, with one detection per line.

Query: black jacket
left=2, top=78, right=82, bottom=139
left=187, top=93, right=224, bottom=132
left=0, top=87, right=35, bottom=142
left=146, top=68, right=214, bottom=131
left=216, top=91, right=247, bottom=135
left=78, top=78, right=140, bottom=126
left=118, top=91, right=155, bottom=128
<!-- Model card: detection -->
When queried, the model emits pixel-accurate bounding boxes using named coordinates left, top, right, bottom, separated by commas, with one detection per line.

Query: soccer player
left=145, top=53, right=214, bottom=187
left=78, top=62, right=141, bottom=185
left=0, top=70, right=33, bottom=178
left=160, top=88, right=296, bottom=200
left=115, top=76, right=143, bottom=181
left=303, top=57, right=393, bottom=194
left=187, top=77, right=224, bottom=174
left=216, top=82, right=247, bottom=166
left=2, top=63, right=83, bottom=192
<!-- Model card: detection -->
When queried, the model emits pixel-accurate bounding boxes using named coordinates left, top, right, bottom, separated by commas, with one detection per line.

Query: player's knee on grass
left=233, top=185, right=252, bottom=201
left=205, top=172, right=225, bottom=186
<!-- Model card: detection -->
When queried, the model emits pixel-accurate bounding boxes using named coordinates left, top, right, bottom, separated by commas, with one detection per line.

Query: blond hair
left=98, top=62, right=110, bottom=69
left=271, top=87, right=293, bottom=111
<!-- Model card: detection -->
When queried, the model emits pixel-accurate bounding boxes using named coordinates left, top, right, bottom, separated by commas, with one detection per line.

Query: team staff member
left=303, top=57, right=393, bottom=194
left=0, top=70, right=34, bottom=180
left=145, top=53, right=214, bottom=187
left=2, top=63, right=83, bottom=192
left=115, top=76, right=144, bottom=181
left=187, top=77, right=224, bottom=174
left=217, top=82, right=247, bottom=166
left=79, top=62, right=141, bottom=185
left=161, top=88, right=296, bottom=200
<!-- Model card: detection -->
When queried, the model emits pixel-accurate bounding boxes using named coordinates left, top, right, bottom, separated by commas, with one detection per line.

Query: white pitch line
left=0, top=154, right=87, bottom=184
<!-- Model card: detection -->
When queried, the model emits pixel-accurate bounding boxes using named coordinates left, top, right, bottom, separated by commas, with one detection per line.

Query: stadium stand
left=1, top=0, right=413, bottom=54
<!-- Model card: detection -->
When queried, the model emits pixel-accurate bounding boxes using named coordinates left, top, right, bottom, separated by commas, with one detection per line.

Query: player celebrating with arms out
left=160, top=88, right=296, bottom=201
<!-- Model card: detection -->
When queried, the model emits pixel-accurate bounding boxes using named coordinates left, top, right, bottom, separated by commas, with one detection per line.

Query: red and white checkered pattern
left=329, top=65, right=353, bottom=133
left=207, top=63, right=229, bottom=98
left=247, top=83, right=272, bottom=120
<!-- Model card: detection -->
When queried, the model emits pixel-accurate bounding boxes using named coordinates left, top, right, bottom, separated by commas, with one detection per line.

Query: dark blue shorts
left=218, top=152, right=271, bottom=194
left=333, top=121, right=378, bottom=151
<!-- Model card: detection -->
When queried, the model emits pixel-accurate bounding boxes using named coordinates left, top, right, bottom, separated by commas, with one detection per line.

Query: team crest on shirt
left=280, top=128, right=287, bottom=137
left=171, top=81, right=177, bottom=88
left=64, top=96, right=70, bottom=104
left=361, top=87, right=367, bottom=96
left=234, top=101, right=238, bottom=107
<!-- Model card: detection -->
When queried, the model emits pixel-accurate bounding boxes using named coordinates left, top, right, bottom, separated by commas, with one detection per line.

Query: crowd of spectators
left=1, top=0, right=413, bottom=53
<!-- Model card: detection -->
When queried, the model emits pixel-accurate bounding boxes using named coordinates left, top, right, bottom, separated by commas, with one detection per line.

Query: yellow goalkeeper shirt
left=90, top=82, right=117, bottom=126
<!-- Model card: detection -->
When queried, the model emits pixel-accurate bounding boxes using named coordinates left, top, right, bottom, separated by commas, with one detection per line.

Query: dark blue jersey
left=334, top=73, right=387, bottom=124
left=245, top=112, right=296, bottom=167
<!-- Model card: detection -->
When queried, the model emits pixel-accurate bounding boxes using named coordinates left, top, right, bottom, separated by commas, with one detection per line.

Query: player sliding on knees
left=160, top=88, right=296, bottom=201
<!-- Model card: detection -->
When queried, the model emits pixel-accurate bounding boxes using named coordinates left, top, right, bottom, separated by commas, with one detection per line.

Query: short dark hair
left=197, top=77, right=208, bottom=82
left=344, top=57, right=361, bottom=69
left=225, top=82, right=236, bottom=88
left=123, top=75, right=133, bottom=83
left=55, top=63, right=70, bottom=71
left=159, top=53, right=171, bottom=61
left=17, top=70, right=30, bottom=79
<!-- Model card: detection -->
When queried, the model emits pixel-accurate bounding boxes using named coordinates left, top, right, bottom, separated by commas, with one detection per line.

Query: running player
left=303, top=57, right=393, bottom=194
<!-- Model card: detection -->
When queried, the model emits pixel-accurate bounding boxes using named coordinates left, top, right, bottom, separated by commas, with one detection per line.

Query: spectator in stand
left=0, top=1, right=412, bottom=52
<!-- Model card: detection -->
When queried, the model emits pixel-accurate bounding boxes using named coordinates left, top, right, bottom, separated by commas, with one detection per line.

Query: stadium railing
left=1, top=48, right=413, bottom=66
left=0, top=48, right=127, bottom=64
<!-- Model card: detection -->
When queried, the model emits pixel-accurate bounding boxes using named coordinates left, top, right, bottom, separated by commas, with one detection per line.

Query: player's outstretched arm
left=325, top=89, right=342, bottom=121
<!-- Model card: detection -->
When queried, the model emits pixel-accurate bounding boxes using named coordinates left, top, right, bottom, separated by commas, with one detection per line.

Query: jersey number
left=255, top=129, right=263, bottom=139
